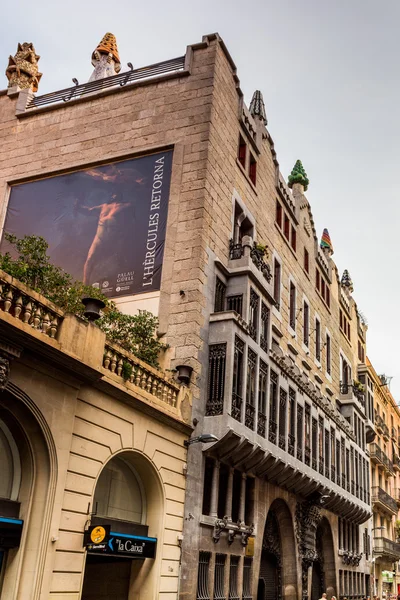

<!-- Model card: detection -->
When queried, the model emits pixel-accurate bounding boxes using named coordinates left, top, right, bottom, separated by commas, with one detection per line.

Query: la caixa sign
left=84, top=525, right=156, bottom=559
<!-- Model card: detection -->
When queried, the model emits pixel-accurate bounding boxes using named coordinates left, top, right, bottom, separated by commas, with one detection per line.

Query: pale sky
left=2, top=0, right=399, bottom=398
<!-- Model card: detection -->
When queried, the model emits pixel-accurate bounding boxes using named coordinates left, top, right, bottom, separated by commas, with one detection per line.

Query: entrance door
left=81, top=555, right=132, bottom=600
left=258, top=550, right=279, bottom=600
left=311, top=562, right=323, bottom=600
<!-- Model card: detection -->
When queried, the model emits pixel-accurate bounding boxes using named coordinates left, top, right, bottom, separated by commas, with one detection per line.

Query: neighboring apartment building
left=0, top=32, right=375, bottom=600
left=360, top=359, right=400, bottom=598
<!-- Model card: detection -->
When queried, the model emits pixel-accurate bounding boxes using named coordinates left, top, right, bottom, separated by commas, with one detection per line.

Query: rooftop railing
left=26, top=56, right=186, bottom=110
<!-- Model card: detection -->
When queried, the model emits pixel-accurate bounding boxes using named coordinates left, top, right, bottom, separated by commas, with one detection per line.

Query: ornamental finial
left=341, top=269, right=354, bottom=293
left=320, top=228, right=333, bottom=256
left=288, top=160, right=309, bottom=191
left=249, top=90, right=267, bottom=125
left=89, top=32, right=121, bottom=81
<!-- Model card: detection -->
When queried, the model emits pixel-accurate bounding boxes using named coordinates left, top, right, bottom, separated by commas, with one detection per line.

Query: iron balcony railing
left=371, top=486, right=398, bottom=514
left=26, top=56, right=186, bottom=109
left=373, top=536, right=400, bottom=559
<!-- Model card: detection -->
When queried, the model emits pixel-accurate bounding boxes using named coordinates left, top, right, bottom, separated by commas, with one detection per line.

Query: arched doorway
left=258, top=500, right=297, bottom=600
left=81, top=451, right=164, bottom=600
left=0, top=384, right=56, bottom=600
left=310, top=517, right=336, bottom=599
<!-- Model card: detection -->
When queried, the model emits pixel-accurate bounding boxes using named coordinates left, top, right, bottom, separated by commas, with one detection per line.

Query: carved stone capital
left=0, top=343, right=22, bottom=391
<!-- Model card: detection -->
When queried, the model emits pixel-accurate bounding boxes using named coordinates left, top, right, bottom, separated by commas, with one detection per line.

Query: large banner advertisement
left=1, top=151, right=173, bottom=298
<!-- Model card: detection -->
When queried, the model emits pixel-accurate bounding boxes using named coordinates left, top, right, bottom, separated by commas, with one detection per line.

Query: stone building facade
left=0, top=31, right=378, bottom=600
left=360, top=359, right=400, bottom=598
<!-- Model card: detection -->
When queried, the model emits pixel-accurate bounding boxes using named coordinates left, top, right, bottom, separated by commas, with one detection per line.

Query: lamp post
left=184, top=434, right=218, bottom=447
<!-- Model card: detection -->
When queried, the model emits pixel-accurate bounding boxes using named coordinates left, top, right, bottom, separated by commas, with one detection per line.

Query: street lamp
left=184, top=434, right=218, bottom=447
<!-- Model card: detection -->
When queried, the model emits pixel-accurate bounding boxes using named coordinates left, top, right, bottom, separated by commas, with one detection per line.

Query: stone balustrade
left=103, top=341, right=180, bottom=409
left=0, top=269, right=64, bottom=339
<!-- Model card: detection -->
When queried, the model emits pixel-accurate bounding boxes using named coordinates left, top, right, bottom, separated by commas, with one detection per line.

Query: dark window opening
left=269, top=370, right=278, bottom=444
left=303, top=301, right=309, bottom=346
left=232, top=336, right=244, bottom=422
left=249, top=288, right=259, bottom=342
left=315, top=318, right=321, bottom=362
left=284, top=214, right=290, bottom=240
left=217, top=464, right=229, bottom=518
left=304, top=248, right=309, bottom=273
left=231, top=470, right=242, bottom=522
left=227, top=294, right=243, bottom=317
left=245, top=477, right=254, bottom=524
left=326, top=333, right=331, bottom=375
left=273, top=259, right=281, bottom=309
left=279, top=388, right=287, bottom=450
left=206, top=344, right=226, bottom=416
left=260, top=303, right=270, bottom=352
left=214, top=277, right=226, bottom=312
left=291, top=226, right=296, bottom=252
left=249, top=154, right=257, bottom=185
left=238, top=135, right=246, bottom=168
left=289, top=281, right=296, bottom=330
left=202, top=457, right=214, bottom=515
left=276, top=201, right=282, bottom=228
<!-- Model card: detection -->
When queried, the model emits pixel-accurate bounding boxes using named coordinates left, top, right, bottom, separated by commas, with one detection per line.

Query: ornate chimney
left=89, top=32, right=121, bottom=82
left=6, top=43, right=42, bottom=92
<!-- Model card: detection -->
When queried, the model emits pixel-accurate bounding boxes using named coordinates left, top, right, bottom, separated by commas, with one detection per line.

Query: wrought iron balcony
left=371, top=486, right=398, bottom=515
left=228, top=240, right=272, bottom=283
left=339, top=381, right=365, bottom=409
left=369, top=442, right=391, bottom=472
left=392, top=426, right=397, bottom=440
left=382, top=422, right=390, bottom=441
left=373, top=536, right=400, bottom=561
left=375, top=413, right=384, bottom=434
left=229, top=240, right=245, bottom=260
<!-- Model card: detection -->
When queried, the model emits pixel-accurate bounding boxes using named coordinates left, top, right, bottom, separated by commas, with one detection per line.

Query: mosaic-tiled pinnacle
left=249, top=90, right=267, bottom=125
left=92, top=32, right=121, bottom=67
left=288, top=160, right=309, bottom=191
left=341, top=269, right=354, bottom=291
left=320, top=228, right=333, bottom=254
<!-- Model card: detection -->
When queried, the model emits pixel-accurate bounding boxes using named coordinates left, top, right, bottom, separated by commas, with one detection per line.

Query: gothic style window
left=249, top=288, right=259, bottom=341
left=278, top=388, right=287, bottom=450
left=196, top=551, right=211, bottom=600
left=226, top=294, right=243, bottom=317
left=325, top=429, right=330, bottom=479
left=232, top=337, right=244, bottom=422
left=315, top=318, right=321, bottom=362
left=249, top=153, right=257, bottom=185
left=245, top=349, right=257, bottom=430
left=318, top=416, right=324, bottom=475
left=258, top=360, right=268, bottom=437
left=304, top=404, right=311, bottom=466
left=273, top=259, right=281, bottom=310
left=304, top=248, right=309, bottom=273
left=276, top=201, right=282, bottom=228
left=297, top=405, right=303, bottom=461
left=269, top=370, right=278, bottom=444
left=206, top=343, right=227, bottom=416
left=238, top=135, right=246, bottom=168
left=312, top=417, right=318, bottom=470
left=214, top=277, right=226, bottom=312
left=260, top=302, right=270, bottom=352
left=288, top=388, right=296, bottom=456
left=326, top=333, right=331, bottom=375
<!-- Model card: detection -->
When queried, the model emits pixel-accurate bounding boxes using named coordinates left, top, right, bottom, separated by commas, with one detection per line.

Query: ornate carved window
left=214, top=554, right=226, bottom=600
left=269, top=370, right=278, bottom=444
left=312, top=417, right=318, bottom=471
left=226, top=294, right=243, bottom=317
left=260, top=302, right=270, bottom=352
left=232, top=337, right=244, bottom=422
left=297, top=405, right=303, bottom=461
left=206, top=344, right=226, bottom=416
left=249, top=288, right=259, bottom=342
left=228, top=556, right=240, bottom=600
left=214, top=277, right=226, bottom=313
left=196, top=551, right=211, bottom=600
left=245, top=349, right=257, bottom=430
left=278, top=388, right=287, bottom=450
left=257, top=360, right=268, bottom=437
left=288, top=388, right=296, bottom=456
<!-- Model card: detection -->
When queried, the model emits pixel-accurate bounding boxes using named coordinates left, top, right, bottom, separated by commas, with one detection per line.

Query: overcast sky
left=2, top=0, right=399, bottom=398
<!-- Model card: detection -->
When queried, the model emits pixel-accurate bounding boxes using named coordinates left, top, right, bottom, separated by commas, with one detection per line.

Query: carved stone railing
left=103, top=340, right=180, bottom=409
left=0, top=270, right=64, bottom=339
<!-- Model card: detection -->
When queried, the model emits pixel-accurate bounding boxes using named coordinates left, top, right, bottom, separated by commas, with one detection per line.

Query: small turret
left=320, top=228, right=333, bottom=256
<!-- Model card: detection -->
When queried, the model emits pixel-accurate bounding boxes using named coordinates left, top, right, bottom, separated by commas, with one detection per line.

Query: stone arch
left=83, top=449, right=165, bottom=600
left=0, top=382, right=57, bottom=600
left=316, top=516, right=336, bottom=597
left=258, top=498, right=297, bottom=600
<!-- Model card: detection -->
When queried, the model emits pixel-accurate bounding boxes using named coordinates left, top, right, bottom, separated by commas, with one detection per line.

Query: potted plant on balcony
left=353, top=380, right=365, bottom=393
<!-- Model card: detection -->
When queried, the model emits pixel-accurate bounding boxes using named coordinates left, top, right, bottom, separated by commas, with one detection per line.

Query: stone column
left=239, top=473, right=247, bottom=524
left=210, top=460, right=220, bottom=518
left=225, top=467, right=234, bottom=520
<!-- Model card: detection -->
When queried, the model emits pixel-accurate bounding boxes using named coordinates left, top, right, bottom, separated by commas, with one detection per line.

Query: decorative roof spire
left=249, top=90, right=267, bottom=125
left=341, top=269, right=354, bottom=293
left=288, top=160, right=309, bottom=191
left=6, top=42, right=42, bottom=92
left=89, top=32, right=121, bottom=82
left=320, top=228, right=333, bottom=256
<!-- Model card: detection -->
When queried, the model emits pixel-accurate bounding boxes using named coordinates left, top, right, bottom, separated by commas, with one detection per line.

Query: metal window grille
left=249, top=289, right=259, bottom=341
left=269, top=371, right=278, bottom=444
left=228, top=556, right=240, bottom=600
left=229, top=239, right=244, bottom=260
left=215, top=278, right=227, bottom=312
left=245, top=349, right=257, bottom=430
left=206, top=344, right=227, bottom=416
left=304, top=404, right=311, bottom=466
left=227, top=294, right=243, bottom=317
left=336, top=439, right=341, bottom=485
left=324, top=429, right=330, bottom=479
left=197, top=551, right=211, bottom=600
left=242, top=558, right=253, bottom=600
left=278, top=388, right=287, bottom=450
left=232, top=336, right=245, bottom=422
left=312, top=417, right=318, bottom=471
left=260, top=303, right=270, bottom=352
left=257, top=360, right=268, bottom=437
left=214, top=554, right=226, bottom=600
left=297, top=405, right=303, bottom=461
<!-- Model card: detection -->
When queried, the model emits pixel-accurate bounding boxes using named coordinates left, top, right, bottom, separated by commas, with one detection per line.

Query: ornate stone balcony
left=373, top=536, right=400, bottom=561
left=0, top=270, right=191, bottom=427
left=371, top=486, right=398, bottom=515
